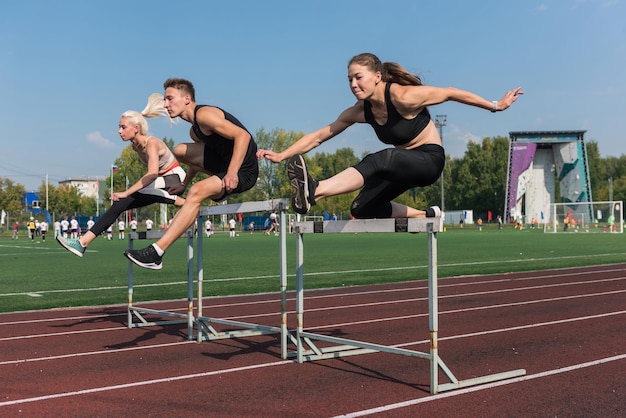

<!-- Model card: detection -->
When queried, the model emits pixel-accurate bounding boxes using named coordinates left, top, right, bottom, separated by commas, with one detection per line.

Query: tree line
left=1, top=129, right=624, bottom=224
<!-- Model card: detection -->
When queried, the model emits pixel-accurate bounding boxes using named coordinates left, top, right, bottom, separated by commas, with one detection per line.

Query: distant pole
left=110, top=166, right=114, bottom=204
left=435, top=115, right=447, bottom=212
left=609, top=177, right=613, bottom=202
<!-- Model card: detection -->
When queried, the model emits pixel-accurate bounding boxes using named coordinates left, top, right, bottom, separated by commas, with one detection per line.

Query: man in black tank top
left=125, top=78, right=259, bottom=270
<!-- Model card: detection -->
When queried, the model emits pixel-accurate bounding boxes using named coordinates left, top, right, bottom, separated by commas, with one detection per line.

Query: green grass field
left=0, top=226, right=624, bottom=313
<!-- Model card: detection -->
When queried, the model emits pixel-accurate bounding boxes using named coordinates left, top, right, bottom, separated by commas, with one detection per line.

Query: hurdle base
left=194, top=316, right=291, bottom=343
left=292, top=332, right=431, bottom=361
left=436, top=368, right=527, bottom=393
left=293, top=331, right=526, bottom=393
left=127, top=307, right=190, bottom=327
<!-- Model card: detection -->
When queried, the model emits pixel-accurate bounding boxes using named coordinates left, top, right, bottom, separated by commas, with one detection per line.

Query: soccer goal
left=544, top=201, right=623, bottom=233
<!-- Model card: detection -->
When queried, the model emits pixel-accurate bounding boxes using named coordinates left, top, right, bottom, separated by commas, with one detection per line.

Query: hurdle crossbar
left=194, top=198, right=296, bottom=359
left=293, top=217, right=526, bottom=394
left=127, top=229, right=195, bottom=339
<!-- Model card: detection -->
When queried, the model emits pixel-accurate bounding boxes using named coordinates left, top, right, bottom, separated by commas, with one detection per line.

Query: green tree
left=0, top=177, right=26, bottom=218
left=254, top=128, right=305, bottom=201
left=46, top=183, right=94, bottom=216
left=588, top=141, right=626, bottom=203
left=447, top=136, right=509, bottom=217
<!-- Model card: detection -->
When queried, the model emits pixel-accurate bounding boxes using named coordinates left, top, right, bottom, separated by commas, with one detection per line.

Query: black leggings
left=350, top=144, right=445, bottom=219
left=90, top=193, right=175, bottom=237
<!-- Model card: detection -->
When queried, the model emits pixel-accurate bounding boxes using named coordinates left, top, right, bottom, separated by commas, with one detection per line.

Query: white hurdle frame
left=194, top=199, right=295, bottom=359
left=127, top=229, right=195, bottom=339
left=293, top=217, right=526, bottom=394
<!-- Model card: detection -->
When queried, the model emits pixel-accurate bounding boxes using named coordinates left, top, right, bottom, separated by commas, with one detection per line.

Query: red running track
left=1, top=264, right=625, bottom=417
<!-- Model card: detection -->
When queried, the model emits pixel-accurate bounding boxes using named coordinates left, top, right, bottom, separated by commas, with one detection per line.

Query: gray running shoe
left=287, top=154, right=317, bottom=215
left=124, top=246, right=163, bottom=270
left=56, top=235, right=86, bottom=257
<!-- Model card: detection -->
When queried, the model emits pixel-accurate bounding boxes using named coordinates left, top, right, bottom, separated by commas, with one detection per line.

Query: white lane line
left=2, top=261, right=624, bottom=298
left=334, top=353, right=626, bottom=417
left=0, top=359, right=292, bottom=407
left=0, top=341, right=192, bottom=365
left=0, top=326, right=126, bottom=342
left=0, top=268, right=626, bottom=326
left=3, top=287, right=624, bottom=344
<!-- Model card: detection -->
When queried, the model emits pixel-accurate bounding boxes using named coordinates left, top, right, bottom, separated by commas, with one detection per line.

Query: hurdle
left=127, top=228, right=195, bottom=339
left=292, top=217, right=526, bottom=394
left=194, top=199, right=295, bottom=359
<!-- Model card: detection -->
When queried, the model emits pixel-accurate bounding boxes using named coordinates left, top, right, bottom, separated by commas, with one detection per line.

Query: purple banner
left=508, top=142, right=537, bottom=214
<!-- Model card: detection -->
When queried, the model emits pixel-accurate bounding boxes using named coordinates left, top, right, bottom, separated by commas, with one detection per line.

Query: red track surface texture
left=1, top=264, right=625, bottom=417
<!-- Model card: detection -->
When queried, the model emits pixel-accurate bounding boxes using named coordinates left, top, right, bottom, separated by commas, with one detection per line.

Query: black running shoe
left=425, top=206, right=442, bottom=218
left=124, top=245, right=163, bottom=270
left=287, top=154, right=317, bottom=215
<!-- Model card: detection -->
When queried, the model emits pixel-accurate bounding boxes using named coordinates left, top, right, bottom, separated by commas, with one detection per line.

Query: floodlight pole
left=435, top=115, right=447, bottom=212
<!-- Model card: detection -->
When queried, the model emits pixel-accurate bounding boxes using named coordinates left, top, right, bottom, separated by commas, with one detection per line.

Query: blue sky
left=1, top=0, right=624, bottom=191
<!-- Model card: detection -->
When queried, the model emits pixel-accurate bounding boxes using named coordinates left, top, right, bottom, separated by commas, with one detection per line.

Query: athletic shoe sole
left=123, top=250, right=163, bottom=270
left=287, top=154, right=311, bottom=215
left=55, top=235, right=84, bottom=257
left=427, top=206, right=442, bottom=218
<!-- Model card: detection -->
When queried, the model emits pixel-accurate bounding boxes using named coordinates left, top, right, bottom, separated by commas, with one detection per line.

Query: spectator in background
left=229, top=217, right=237, bottom=238
left=118, top=219, right=125, bottom=240
left=39, top=219, right=48, bottom=242
left=605, top=213, right=616, bottom=233
left=86, top=216, right=95, bottom=232
left=27, top=217, right=36, bottom=241
left=205, top=218, right=212, bottom=237
left=11, top=221, right=19, bottom=240
left=60, top=216, right=69, bottom=238
left=70, top=216, right=79, bottom=239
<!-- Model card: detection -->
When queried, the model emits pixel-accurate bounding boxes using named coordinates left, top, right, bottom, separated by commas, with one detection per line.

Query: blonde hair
left=120, top=93, right=172, bottom=135
left=349, top=53, right=423, bottom=86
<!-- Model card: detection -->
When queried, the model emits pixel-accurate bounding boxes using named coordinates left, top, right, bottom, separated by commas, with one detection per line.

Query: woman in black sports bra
left=258, top=52, right=522, bottom=219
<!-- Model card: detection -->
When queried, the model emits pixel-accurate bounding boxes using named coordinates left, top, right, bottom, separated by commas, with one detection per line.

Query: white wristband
left=491, top=101, right=498, bottom=113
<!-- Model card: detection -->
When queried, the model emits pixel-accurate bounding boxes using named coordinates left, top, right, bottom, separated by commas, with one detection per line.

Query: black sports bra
left=363, top=83, right=431, bottom=146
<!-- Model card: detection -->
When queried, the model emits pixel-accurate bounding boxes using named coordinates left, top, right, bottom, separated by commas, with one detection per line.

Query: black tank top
left=192, top=105, right=257, bottom=164
left=363, top=83, right=431, bottom=146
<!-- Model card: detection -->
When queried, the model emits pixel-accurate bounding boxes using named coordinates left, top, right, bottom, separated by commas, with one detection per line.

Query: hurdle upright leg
left=196, top=215, right=204, bottom=343
left=279, top=208, right=289, bottom=359
left=193, top=199, right=293, bottom=348
left=126, top=229, right=195, bottom=333
left=127, top=237, right=134, bottom=328
left=295, top=227, right=304, bottom=363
